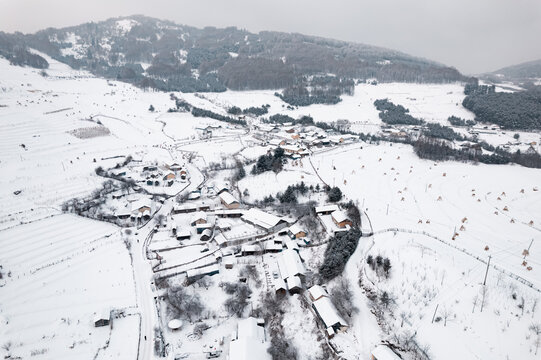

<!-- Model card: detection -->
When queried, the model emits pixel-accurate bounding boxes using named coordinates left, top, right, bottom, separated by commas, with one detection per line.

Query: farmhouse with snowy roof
left=241, top=208, right=289, bottom=233
left=219, top=191, right=240, bottom=209
left=190, top=211, right=207, bottom=226
left=312, top=295, right=348, bottom=337
left=332, top=210, right=352, bottom=228
left=288, top=224, right=307, bottom=239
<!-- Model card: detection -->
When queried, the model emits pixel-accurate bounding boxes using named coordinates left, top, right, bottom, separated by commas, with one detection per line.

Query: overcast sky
left=1, top=0, right=540, bottom=74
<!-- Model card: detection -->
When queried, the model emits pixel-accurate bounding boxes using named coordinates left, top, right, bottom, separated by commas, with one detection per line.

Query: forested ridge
left=0, top=15, right=471, bottom=97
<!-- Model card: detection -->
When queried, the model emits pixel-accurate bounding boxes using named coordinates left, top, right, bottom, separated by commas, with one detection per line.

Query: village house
left=190, top=211, right=207, bottom=226
left=286, top=276, right=302, bottom=294
left=228, top=317, right=271, bottom=360
left=163, top=172, right=175, bottom=181
left=175, top=228, right=191, bottom=241
left=219, top=191, right=240, bottom=209
left=131, top=198, right=151, bottom=214
left=167, top=163, right=183, bottom=172
left=332, top=210, right=353, bottom=228
left=241, top=244, right=262, bottom=256
left=288, top=224, right=307, bottom=239
left=213, top=209, right=244, bottom=218
left=242, top=208, right=289, bottom=233
left=312, top=296, right=348, bottom=337
left=308, top=285, right=328, bottom=302
left=315, top=204, right=339, bottom=215
left=269, top=138, right=286, bottom=147
left=277, top=249, right=306, bottom=282
left=186, top=264, right=219, bottom=284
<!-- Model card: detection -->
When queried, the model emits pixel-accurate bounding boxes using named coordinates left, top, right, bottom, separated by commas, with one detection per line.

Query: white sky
left=1, top=0, right=540, bottom=74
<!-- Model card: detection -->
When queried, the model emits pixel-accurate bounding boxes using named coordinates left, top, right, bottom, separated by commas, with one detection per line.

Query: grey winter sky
left=1, top=0, right=540, bottom=74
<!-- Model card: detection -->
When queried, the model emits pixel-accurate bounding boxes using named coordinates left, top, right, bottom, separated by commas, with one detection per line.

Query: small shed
left=94, top=310, right=111, bottom=327
left=286, top=275, right=302, bottom=294
left=175, top=228, right=191, bottom=241
left=224, top=257, right=235, bottom=269
left=241, top=244, right=262, bottom=256
left=200, top=229, right=212, bottom=241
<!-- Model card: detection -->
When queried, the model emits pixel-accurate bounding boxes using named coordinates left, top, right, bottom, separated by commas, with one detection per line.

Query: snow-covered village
left=1, top=6, right=541, bottom=360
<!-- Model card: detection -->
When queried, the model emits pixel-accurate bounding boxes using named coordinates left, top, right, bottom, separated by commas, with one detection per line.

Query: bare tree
left=472, top=294, right=478, bottom=314
left=530, top=323, right=541, bottom=355
left=441, top=306, right=453, bottom=326
left=400, top=311, right=408, bottom=327
left=330, top=276, right=357, bottom=319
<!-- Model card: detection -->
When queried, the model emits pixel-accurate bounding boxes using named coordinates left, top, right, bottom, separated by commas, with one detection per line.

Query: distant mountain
left=488, top=59, right=541, bottom=81
left=0, top=15, right=471, bottom=97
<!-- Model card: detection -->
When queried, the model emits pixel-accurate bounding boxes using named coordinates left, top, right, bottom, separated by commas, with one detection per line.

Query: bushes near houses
left=276, top=182, right=309, bottom=204
left=319, top=228, right=361, bottom=281
left=223, top=282, right=252, bottom=317
left=327, top=186, right=342, bottom=203
left=166, top=286, right=205, bottom=321
left=251, top=147, right=285, bottom=175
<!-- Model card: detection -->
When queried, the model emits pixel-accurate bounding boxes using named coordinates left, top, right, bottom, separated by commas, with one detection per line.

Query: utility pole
left=483, top=255, right=492, bottom=286
left=431, top=304, right=439, bottom=323
left=524, top=239, right=534, bottom=259
left=386, top=204, right=389, bottom=215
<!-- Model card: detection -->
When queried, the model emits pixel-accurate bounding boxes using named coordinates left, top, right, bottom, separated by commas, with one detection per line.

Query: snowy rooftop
left=214, top=232, right=227, bottom=246
left=312, top=296, right=347, bottom=329
left=229, top=317, right=271, bottom=360
left=308, top=285, right=328, bottom=301
left=288, top=223, right=305, bottom=235
left=242, top=208, right=284, bottom=230
left=219, top=191, right=238, bottom=205
left=315, top=204, right=339, bottom=214
left=190, top=211, right=207, bottom=223
left=277, top=249, right=305, bottom=280
left=371, top=345, right=401, bottom=360
left=331, top=210, right=349, bottom=223
left=286, top=275, right=302, bottom=289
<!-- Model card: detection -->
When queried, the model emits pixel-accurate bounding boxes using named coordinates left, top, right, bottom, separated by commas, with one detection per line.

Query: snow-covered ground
left=1, top=51, right=541, bottom=360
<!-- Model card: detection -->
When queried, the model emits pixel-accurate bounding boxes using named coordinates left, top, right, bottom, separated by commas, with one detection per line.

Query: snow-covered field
left=0, top=214, right=136, bottom=359
left=1, top=50, right=541, bottom=360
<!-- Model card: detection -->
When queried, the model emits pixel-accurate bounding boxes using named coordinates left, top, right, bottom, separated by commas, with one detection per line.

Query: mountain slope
left=1, top=15, right=470, bottom=95
left=489, top=59, right=541, bottom=80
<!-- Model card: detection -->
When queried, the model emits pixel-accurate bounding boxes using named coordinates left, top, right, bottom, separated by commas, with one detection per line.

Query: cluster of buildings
left=315, top=204, right=354, bottom=234
left=255, top=122, right=358, bottom=159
